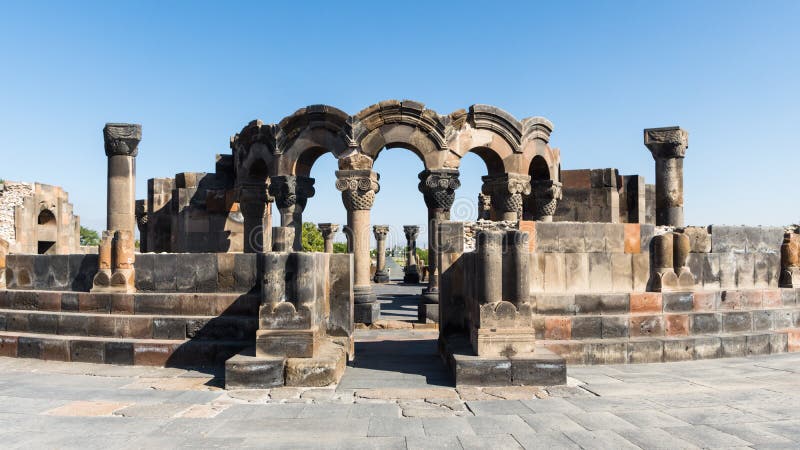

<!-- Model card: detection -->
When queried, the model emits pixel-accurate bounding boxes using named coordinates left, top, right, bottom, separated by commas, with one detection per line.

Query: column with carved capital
left=336, top=169, right=380, bottom=323
left=318, top=223, right=339, bottom=254
left=644, top=126, right=688, bottom=227
left=481, top=173, right=531, bottom=222
left=403, top=225, right=420, bottom=284
left=97, top=123, right=140, bottom=293
left=372, top=225, right=390, bottom=283
left=238, top=180, right=273, bottom=253
left=418, top=169, right=460, bottom=308
left=270, top=175, right=315, bottom=251
left=530, top=179, right=563, bottom=222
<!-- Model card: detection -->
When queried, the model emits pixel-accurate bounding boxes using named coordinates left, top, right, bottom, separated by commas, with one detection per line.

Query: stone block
left=693, top=336, right=722, bottom=359
left=354, top=302, right=380, bottom=325
left=769, top=333, right=788, bottom=353
left=770, top=310, right=794, bottom=329
left=601, top=316, right=629, bottom=338
left=766, top=253, right=781, bottom=288
left=225, top=351, right=285, bottom=389
left=540, top=341, right=587, bottom=364
left=134, top=254, right=155, bottom=292
left=153, top=254, right=177, bottom=292
left=557, top=224, right=586, bottom=253
left=663, top=337, right=694, bottom=361
left=285, top=343, right=346, bottom=387
left=570, top=316, right=602, bottom=339
left=754, top=253, right=771, bottom=289
left=17, top=337, right=41, bottom=359
left=535, top=222, right=561, bottom=253
left=105, top=341, right=134, bottom=365
left=736, top=254, right=755, bottom=289
left=640, top=224, right=655, bottom=252
left=624, top=224, right=641, bottom=254
left=564, top=253, right=589, bottom=292
left=665, top=314, right=689, bottom=336
left=690, top=313, right=722, bottom=334
left=216, top=253, right=235, bottom=292
left=328, top=253, right=354, bottom=338
left=87, top=315, right=117, bottom=337
left=511, top=351, right=567, bottom=386
left=662, top=292, right=693, bottom=312
left=583, top=223, right=606, bottom=253
left=61, top=292, right=79, bottom=311
left=630, top=315, right=664, bottom=337
left=58, top=314, right=89, bottom=336
left=533, top=294, right=575, bottom=315
left=780, top=288, right=797, bottom=306
left=683, top=226, right=711, bottom=253
left=720, top=334, right=747, bottom=357
left=611, top=253, right=632, bottom=292
left=604, top=224, right=625, bottom=253
left=543, top=317, right=571, bottom=340
left=588, top=342, right=627, bottom=364
left=723, top=311, right=753, bottom=332
left=600, top=293, right=629, bottom=314
left=630, top=292, right=661, bottom=313
left=27, top=313, right=57, bottom=334
left=70, top=340, right=105, bottom=363
left=41, top=338, right=69, bottom=361
left=574, top=294, right=601, bottom=314
left=631, top=253, right=649, bottom=292
left=153, top=318, right=186, bottom=340
left=701, top=254, right=721, bottom=290
left=234, top=253, right=257, bottom=292
left=692, top=291, right=720, bottom=311
left=718, top=253, right=737, bottom=289
left=752, top=311, right=773, bottom=331
left=747, top=227, right=784, bottom=253
left=0, top=335, right=18, bottom=357
left=746, top=333, right=771, bottom=355
left=719, top=290, right=743, bottom=310
left=627, top=339, right=663, bottom=363
left=543, top=253, right=566, bottom=292
left=588, top=253, right=613, bottom=291
left=452, top=354, right=512, bottom=386
left=195, top=254, right=218, bottom=292
left=710, top=226, right=747, bottom=253
left=135, top=294, right=180, bottom=315
left=686, top=254, right=704, bottom=287
left=741, top=290, right=763, bottom=308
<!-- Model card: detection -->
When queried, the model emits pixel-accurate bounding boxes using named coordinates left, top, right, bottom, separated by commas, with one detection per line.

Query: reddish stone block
left=542, top=341, right=587, bottom=364
left=693, top=291, right=718, bottom=311
left=741, top=290, right=763, bottom=308
left=629, top=315, right=664, bottom=337
left=41, top=339, right=69, bottom=361
left=788, top=330, right=800, bottom=352
left=719, top=291, right=743, bottom=310
left=78, top=293, right=110, bottom=313
left=624, top=224, right=641, bottom=254
left=36, top=292, right=62, bottom=311
left=109, top=294, right=134, bottom=314
left=182, top=294, right=213, bottom=316
left=518, top=221, right=536, bottom=252
left=0, top=335, right=18, bottom=357
left=665, top=314, right=690, bottom=336
left=630, top=293, right=662, bottom=314
left=561, top=170, right=591, bottom=190
left=118, top=317, right=154, bottom=339
left=134, top=342, right=177, bottom=366
left=0, top=290, right=9, bottom=308
left=762, top=290, right=782, bottom=308
left=544, top=316, right=572, bottom=340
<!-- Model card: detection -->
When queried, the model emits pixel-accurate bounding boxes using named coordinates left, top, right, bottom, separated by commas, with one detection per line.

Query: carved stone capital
left=403, top=225, right=420, bottom=242
left=373, top=225, right=390, bottom=242
left=318, top=223, right=340, bottom=240
left=335, top=170, right=380, bottom=211
left=481, top=173, right=532, bottom=216
left=418, top=169, right=460, bottom=211
left=644, top=126, right=688, bottom=159
left=269, top=175, right=315, bottom=210
left=531, top=180, right=563, bottom=219
left=103, top=123, right=141, bottom=157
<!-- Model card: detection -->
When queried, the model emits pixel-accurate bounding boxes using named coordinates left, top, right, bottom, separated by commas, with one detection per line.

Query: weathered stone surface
left=225, top=351, right=285, bottom=389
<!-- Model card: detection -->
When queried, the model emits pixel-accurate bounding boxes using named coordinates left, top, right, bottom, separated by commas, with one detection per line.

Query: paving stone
left=617, top=427, right=700, bottom=449
left=422, top=417, right=475, bottom=436
left=349, top=403, right=402, bottom=418
left=367, top=417, right=424, bottom=437
left=512, top=430, right=580, bottom=449
left=44, top=400, right=131, bottom=417
left=562, top=429, right=639, bottom=449
left=519, top=412, right=587, bottom=433
left=114, top=402, right=193, bottom=418
left=663, top=424, right=753, bottom=447
left=565, top=411, right=638, bottom=431
left=481, top=386, right=544, bottom=400
left=406, top=436, right=463, bottom=450
left=458, top=434, right=523, bottom=449
left=465, top=400, right=534, bottom=416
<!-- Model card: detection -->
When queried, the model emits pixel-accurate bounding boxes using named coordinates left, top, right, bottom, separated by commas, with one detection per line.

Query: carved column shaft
left=418, top=169, right=460, bottom=301
left=270, top=175, right=315, bottom=251
left=373, top=225, right=389, bottom=283
left=336, top=169, right=379, bottom=304
left=318, top=223, right=339, bottom=254
left=239, top=181, right=273, bottom=253
left=645, top=127, right=688, bottom=227
left=104, top=123, right=140, bottom=236
left=403, top=225, right=420, bottom=283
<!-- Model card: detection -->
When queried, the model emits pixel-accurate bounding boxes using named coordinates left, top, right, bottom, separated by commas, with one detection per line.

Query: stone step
left=537, top=308, right=800, bottom=340
left=0, top=331, right=249, bottom=367
left=0, top=309, right=258, bottom=341
left=542, top=328, right=800, bottom=365
left=533, top=289, right=797, bottom=316
left=0, top=289, right=259, bottom=316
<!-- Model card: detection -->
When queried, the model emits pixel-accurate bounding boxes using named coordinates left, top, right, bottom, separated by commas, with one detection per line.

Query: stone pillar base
left=256, top=328, right=319, bottom=358
left=404, top=270, right=420, bottom=284
left=354, top=302, right=380, bottom=324
left=422, top=288, right=439, bottom=304
left=354, top=285, right=376, bottom=304
left=373, top=270, right=390, bottom=283
left=418, top=302, right=439, bottom=323
left=780, top=267, right=800, bottom=288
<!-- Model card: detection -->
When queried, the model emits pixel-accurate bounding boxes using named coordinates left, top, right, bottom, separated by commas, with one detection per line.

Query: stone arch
left=36, top=208, right=56, bottom=254
left=448, top=105, right=525, bottom=176
left=231, top=120, right=278, bottom=183
left=353, top=100, right=448, bottom=170
left=520, top=116, right=560, bottom=181
left=278, top=105, right=352, bottom=176
left=529, top=155, right=551, bottom=181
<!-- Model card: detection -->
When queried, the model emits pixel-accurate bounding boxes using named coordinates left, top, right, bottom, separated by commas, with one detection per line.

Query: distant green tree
left=301, top=222, right=324, bottom=252
left=333, top=242, right=348, bottom=254
left=79, top=226, right=100, bottom=246
left=416, top=248, right=429, bottom=265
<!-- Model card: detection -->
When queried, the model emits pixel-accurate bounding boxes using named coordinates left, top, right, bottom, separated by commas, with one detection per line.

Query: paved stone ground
left=374, top=260, right=425, bottom=321
left=0, top=329, right=799, bottom=448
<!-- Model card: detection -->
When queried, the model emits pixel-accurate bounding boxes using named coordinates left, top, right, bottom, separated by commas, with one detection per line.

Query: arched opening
left=530, top=155, right=551, bottom=181
left=37, top=209, right=57, bottom=254
left=304, top=151, right=346, bottom=251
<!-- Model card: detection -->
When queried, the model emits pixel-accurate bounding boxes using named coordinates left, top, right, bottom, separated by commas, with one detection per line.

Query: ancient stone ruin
left=1, top=100, right=799, bottom=389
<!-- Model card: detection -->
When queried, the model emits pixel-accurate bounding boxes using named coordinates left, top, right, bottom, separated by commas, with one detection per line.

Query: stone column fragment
left=403, top=225, right=420, bottom=284
left=318, top=223, right=339, bottom=254
left=503, top=230, right=530, bottom=307
left=644, top=127, right=688, bottom=227
left=272, top=226, right=295, bottom=252
left=530, top=180, right=563, bottom=222
left=481, top=174, right=531, bottom=222
left=270, top=175, right=315, bottom=251
left=372, top=225, right=390, bottom=283
left=104, top=123, right=140, bottom=235
left=476, top=230, right=503, bottom=304
left=336, top=169, right=380, bottom=323
left=780, top=232, right=800, bottom=288
left=418, top=169, right=460, bottom=304
left=239, top=181, right=273, bottom=253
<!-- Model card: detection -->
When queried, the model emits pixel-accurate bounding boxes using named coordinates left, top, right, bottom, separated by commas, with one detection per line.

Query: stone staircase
left=533, top=288, right=800, bottom=364
left=0, top=289, right=257, bottom=367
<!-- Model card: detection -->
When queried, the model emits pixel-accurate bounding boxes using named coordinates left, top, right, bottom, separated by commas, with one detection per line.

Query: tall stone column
left=481, top=174, right=531, bottom=222
left=336, top=169, right=380, bottom=323
left=373, top=225, right=390, bottom=283
left=238, top=180, right=273, bottom=253
left=104, top=123, right=140, bottom=235
left=644, top=126, right=689, bottom=227
left=318, top=223, right=339, bottom=254
left=403, top=225, right=420, bottom=283
left=418, top=169, right=460, bottom=307
left=270, top=175, right=315, bottom=251
left=530, top=180, right=563, bottom=222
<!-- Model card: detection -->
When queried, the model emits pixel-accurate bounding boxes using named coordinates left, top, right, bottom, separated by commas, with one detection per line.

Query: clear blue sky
left=1, top=1, right=798, bottom=247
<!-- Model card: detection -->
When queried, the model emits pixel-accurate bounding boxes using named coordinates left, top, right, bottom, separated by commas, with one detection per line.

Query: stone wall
left=554, top=169, right=655, bottom=224
left=0, top=182, right=34, bottom=244
left=5, top=254, right=98, bottom=291
left=0, top=182, right=81, bottom=254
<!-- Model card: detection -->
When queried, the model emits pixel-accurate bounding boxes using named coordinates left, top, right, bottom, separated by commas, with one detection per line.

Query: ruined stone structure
left=0, top=181, right=81, bottom=254
left=2, top=103, right=799, bottom=390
